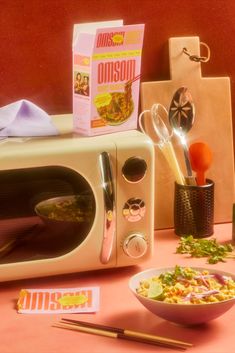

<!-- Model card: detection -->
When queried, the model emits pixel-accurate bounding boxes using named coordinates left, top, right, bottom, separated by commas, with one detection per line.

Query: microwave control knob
left=123, top=198, right=146, bottom=222
left=123, top=233, right=147, bottom=258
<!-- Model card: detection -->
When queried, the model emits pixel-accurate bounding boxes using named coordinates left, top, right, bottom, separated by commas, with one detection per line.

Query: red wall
left=1, top=0, right=235, bottom=131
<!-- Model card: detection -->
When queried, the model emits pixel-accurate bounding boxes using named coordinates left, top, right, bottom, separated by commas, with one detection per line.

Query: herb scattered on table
left=176, top=235, right=235, bottom=264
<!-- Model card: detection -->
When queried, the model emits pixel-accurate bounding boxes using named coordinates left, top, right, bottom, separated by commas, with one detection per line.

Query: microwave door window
left=0, top=166, right=96, bottom=264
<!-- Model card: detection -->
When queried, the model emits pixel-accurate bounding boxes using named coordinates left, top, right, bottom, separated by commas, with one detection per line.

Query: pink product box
left=72, top=20, right=144, bottom=136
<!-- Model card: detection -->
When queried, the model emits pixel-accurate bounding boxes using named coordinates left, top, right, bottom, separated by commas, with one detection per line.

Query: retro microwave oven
left=0, top=115, right=155, bottom=282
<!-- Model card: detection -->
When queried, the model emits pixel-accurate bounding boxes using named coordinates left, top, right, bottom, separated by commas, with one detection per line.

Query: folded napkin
left=0, top=100, right=58, bottom=137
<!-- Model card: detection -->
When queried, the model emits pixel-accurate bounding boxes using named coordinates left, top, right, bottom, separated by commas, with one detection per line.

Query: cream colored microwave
left=0, top=115, right=154, bottom=281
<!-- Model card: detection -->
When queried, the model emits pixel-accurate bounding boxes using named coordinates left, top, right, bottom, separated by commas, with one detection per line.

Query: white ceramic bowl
left=129, top=267, right=235, bottom=325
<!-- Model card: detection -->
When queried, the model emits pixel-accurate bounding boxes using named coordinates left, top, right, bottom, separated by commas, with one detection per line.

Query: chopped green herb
left=176, top=235, right=235, bottom=264
left=158, top=265, right=194, bottom=286
left=159, top=272, right=174, bottom=285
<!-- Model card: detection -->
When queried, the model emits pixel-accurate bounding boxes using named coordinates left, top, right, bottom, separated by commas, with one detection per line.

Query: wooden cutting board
left=141, top=36, right=235, bottom=230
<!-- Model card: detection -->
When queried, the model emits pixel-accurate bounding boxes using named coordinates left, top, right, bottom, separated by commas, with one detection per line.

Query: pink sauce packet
left=17, top=287, right=100, bottom=314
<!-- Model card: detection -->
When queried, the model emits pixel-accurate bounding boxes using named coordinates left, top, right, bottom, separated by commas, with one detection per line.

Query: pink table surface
left=0, top=224, right=235, bottom=353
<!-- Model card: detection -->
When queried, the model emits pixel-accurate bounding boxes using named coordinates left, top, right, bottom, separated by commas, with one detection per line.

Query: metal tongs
left=139, top=104, right=185, bottom=185
left=139, top=103, right=196, bottom=229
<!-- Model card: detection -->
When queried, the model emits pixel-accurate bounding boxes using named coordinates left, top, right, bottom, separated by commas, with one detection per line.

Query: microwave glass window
left=0, top=166, right=96, bottom=264
left=122, top=157, right=147, bottom=183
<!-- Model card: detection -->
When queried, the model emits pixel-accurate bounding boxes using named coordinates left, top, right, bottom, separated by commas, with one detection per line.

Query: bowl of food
left=35, top=195, right=95, bottom=233
left=129, top=265, right=235, bottom=325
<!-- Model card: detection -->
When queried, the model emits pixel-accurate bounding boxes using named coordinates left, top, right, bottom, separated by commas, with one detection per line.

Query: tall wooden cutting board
left=141, top=36, right=234, bottom=230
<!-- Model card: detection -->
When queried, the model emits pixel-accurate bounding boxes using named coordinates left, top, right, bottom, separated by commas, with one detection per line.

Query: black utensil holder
left=174, top=179, right=214, bottom=238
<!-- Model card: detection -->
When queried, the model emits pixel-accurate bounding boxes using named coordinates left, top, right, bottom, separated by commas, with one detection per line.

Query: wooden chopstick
left=61, top=318, right=192, bottom=347
left=53, top=322, right=188, bottom=350
left=55, top=318, right=192, bottom=350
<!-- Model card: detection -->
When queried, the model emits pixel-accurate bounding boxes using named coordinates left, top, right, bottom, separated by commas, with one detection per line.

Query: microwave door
left=99, top=151, right=115, bottom=264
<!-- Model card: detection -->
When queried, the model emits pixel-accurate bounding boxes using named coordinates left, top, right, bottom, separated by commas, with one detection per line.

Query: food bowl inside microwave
left=34, top=195, right=95, bottom=233
left=129, top=266, right=235, bottom=325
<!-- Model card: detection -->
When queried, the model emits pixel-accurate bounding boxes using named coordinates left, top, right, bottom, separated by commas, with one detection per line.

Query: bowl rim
left=129, top=266, right=235, bottom=307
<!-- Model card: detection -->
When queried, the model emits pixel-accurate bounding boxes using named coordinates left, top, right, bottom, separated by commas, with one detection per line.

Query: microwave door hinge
left=99, top=151, right=116, bottom=264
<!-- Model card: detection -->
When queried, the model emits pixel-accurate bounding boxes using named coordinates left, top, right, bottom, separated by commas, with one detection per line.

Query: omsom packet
left=17, top=287, right=99, bottom=314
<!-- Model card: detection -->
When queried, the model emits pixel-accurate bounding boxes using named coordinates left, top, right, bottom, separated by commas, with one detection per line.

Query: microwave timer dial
left=122, top=233, right=148, bottom=258
left=122, top=156, right=147, bottom=183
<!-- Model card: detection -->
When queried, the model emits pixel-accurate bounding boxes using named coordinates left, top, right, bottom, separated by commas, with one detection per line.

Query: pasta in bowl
left=129, top=266, right=235, bottom=325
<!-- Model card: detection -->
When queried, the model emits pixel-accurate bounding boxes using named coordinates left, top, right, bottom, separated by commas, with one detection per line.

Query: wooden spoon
left=189, top=142, right=213, bottom=186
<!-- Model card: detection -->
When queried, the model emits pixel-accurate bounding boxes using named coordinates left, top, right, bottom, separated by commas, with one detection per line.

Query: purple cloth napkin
left=0, top=100, right=58, bottom=137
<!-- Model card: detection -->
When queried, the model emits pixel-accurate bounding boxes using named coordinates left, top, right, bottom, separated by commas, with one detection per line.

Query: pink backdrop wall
left=1, top=0, right=235, bottom=139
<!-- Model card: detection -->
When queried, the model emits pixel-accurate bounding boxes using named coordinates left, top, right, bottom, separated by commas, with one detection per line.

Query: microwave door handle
left=99, top=151, right=116, bottom=264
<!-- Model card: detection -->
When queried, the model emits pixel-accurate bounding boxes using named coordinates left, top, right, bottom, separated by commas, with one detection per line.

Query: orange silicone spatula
left=189, top=142, right=213, bottom=186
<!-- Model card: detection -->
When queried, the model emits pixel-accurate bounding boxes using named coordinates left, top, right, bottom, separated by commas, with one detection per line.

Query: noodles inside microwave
left=0, top=166, right=96, bottom=263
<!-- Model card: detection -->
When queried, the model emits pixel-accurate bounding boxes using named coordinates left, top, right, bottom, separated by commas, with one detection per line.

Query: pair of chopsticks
left=52, top=318, right=193, bottom=350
